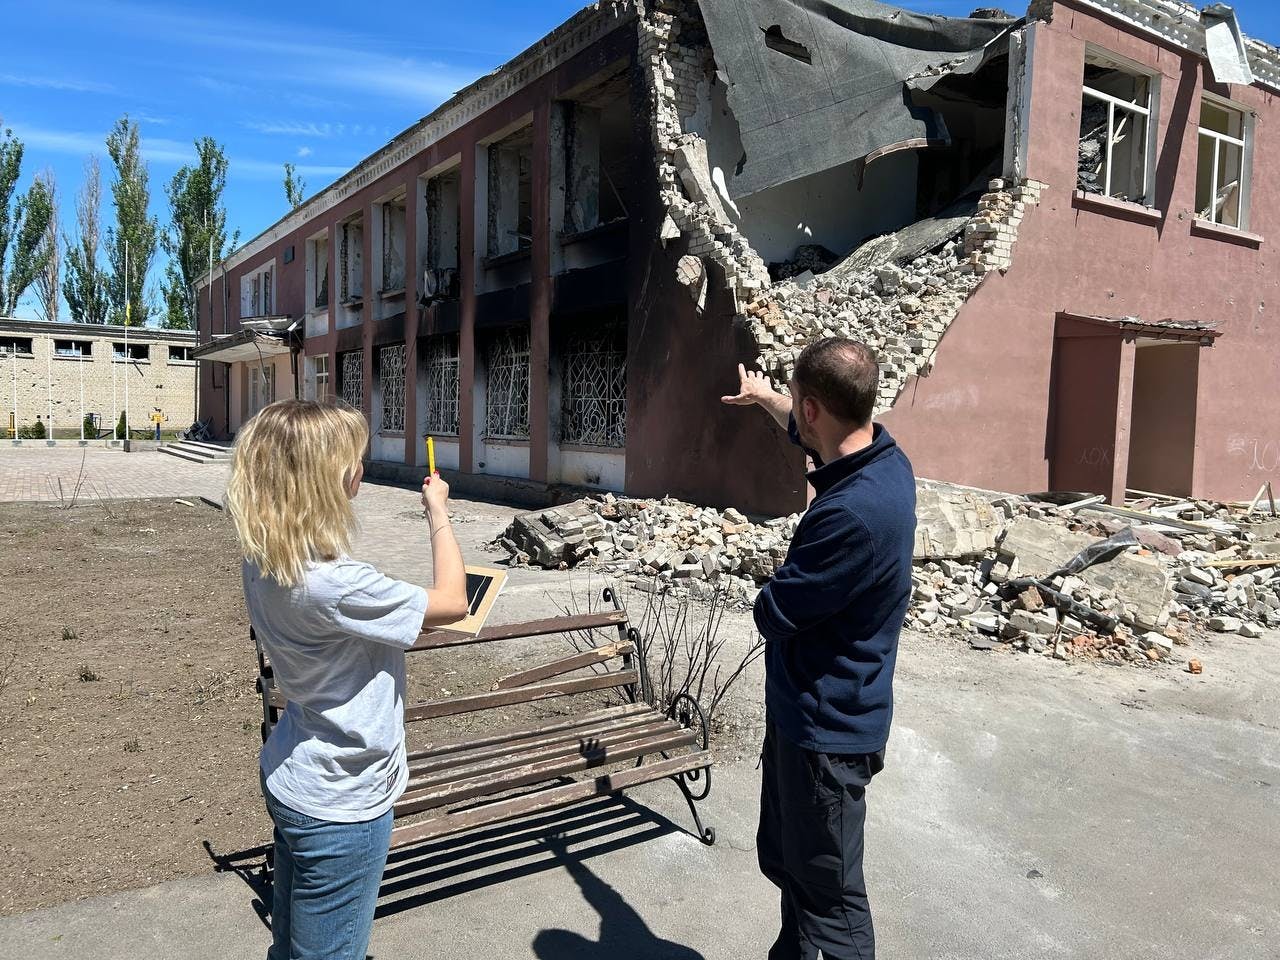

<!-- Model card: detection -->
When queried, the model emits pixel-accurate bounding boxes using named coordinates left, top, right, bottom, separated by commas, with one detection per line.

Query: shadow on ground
left=205, top=790, right=707, bottom=960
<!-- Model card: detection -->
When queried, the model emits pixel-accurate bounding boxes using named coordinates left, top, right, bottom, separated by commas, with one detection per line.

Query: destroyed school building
left=194, top=0, right=1280, bottom=517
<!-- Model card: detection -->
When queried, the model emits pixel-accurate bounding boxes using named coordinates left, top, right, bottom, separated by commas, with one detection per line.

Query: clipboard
left=439, top=565, right=508, bottom=636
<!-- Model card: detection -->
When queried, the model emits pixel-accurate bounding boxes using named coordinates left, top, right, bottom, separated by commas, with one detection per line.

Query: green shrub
left=82, top=414, right=97, bottom=438
left=115, top=411, right=128, bottom=440
left=16, top=421, right=46, bottom=439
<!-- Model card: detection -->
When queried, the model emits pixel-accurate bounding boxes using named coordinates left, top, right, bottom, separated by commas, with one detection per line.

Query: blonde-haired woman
left=226, top=399, right=468, bottom=960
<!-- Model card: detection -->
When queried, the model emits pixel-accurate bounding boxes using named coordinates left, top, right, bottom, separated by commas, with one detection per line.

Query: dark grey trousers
left=757, top=719, right=885, bottom=960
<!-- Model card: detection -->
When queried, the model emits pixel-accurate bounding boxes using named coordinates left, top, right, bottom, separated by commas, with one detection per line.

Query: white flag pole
left=47, top=337, right=53, bottom=442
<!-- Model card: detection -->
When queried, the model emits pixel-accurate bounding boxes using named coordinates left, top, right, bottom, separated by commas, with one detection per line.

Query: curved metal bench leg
left=667, top=693, right=716, bottom=845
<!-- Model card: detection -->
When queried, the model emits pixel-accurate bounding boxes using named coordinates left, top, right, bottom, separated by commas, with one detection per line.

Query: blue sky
left=4, top=0, right=1279, bottom=321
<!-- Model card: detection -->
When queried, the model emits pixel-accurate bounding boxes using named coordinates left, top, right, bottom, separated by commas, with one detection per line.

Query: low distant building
left=0, top=318, right=197, bottom=439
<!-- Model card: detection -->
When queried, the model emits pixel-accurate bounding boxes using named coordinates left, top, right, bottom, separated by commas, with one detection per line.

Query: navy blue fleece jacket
left=753, top=418, right=916, bottom=753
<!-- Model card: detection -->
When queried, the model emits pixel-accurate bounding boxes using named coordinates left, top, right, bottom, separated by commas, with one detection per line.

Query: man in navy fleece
left=722, top=338, right=916, bottom=960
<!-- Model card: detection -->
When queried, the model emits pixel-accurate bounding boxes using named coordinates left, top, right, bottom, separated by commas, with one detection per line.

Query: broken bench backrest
left=254, top=590, right=649, bottom=741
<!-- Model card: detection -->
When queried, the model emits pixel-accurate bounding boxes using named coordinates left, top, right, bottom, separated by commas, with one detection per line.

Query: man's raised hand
left=721, top=363, right=775, bottom=406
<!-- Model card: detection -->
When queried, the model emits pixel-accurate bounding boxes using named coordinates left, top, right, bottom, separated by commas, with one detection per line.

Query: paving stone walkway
left=0, top=448, right=229, bottom=504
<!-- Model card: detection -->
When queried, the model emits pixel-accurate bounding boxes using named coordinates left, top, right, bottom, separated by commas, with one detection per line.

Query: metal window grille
left=341, top=350, right=364, bottom=411
left=484, top=328, right=531, bottom=440
left=424, top=335, right=460, bottom=435
left=561, top=325, right=626, bottom=448
left=379, top=344, right=406, bottom=433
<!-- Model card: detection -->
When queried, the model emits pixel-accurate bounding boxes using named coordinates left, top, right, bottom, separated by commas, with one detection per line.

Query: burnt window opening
left=762, top=25, right=812, bottom=65
left=421, top=168, right=462, bottom=304
left=311, top=235, right=330, bottom=310
left=487, top=129, right=534, bottom=258
left=1077, top=53, right=1154, bottom=204
left=562, top=70, right=634, bottom=235
left=340, top=217, right=365, bottom=303
left=380, top=197, right=407, bottom=294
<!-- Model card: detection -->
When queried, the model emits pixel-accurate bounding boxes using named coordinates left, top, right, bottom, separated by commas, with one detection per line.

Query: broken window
left=379, top=344, right=406, bottom=433
left=340, top=349, right=364, bottom=411
left=487, top=129, right=533, bottom=258
left=306, top=354, right=330, bottom=402
left=249, top=364, right=275, bottom=415
left=168, top=346, right=193, bottom=363
left=112, top=343, right=149, bottom=362
left=562, top=72, right=633, bottom=235
left=1078, top=53, right=1154, bottom=204
left=381, top=198, right=406, bottom=293
left=1196, top=97, right=1252, bottom=230
left=1, top=336, right=34, bottom=355
left=484, top=327, right=531, bottom=440
left=561, top=323, right=626, bottom=448
left=340, top=218, right=364, bottom=303
left=241, top=264, right=275, bottom=317
left=55, top=339, right=93, bottom=357
left=419, top=169, right=461, bottom=304
left=309, top=235, right=329, bottom=310
left=423, top=334, right=461, bottom=436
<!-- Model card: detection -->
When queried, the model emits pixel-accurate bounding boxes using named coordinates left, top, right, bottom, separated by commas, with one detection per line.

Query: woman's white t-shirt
left=243, top=557, right=429, bottom=823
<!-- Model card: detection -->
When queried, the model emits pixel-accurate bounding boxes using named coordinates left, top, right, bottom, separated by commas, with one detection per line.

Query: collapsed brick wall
left=637, top=0, right=1046, bottom=415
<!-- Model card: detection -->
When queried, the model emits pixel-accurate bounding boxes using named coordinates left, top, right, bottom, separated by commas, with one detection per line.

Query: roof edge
left=198, top=0, right=639, bottom=289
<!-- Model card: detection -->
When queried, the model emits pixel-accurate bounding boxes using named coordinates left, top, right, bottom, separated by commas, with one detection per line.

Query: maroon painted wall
left=1127, top=343, right=1200, bottom=496
left=883, top=1, right=1280, bottom=503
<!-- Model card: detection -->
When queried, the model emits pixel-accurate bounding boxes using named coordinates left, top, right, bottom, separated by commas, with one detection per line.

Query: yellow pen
left=427, top=436, right=436, bottom=475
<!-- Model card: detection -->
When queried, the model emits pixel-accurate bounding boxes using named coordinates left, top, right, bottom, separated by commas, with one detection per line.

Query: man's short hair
left=791, top=338, right=878, bottom=427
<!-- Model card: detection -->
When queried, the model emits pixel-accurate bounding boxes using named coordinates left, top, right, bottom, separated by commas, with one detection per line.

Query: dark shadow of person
left=532, top=834, right=707, bottom=960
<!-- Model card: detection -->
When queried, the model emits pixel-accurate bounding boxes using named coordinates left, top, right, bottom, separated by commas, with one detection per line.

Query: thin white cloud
left=241, top=120, right=334, bottom=138
left=296, top=146, right=313, bottom=158
left=9, top=121, right=350, bottom=183
left=0, top=73, right=116, bottom=94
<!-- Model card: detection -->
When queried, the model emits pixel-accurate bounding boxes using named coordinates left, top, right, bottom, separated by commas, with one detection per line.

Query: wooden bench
left=253, top=587, right=715, bottom=855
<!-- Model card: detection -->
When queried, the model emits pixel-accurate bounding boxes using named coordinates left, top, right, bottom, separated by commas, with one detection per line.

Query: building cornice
left=198, top=0, right=639, bottom=289
left=1072, top=0, right=1280, bottom=92
left=0, top=318, right=196, bottom=342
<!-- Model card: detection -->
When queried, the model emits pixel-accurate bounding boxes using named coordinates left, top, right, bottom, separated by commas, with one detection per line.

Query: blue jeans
left=261, top=773, right=394, bottom=960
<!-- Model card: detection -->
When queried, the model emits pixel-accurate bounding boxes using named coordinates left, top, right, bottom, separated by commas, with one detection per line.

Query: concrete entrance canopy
left=1057, top=312, right=1223, bottom=346
left=193, top=325, right=297, bottom=364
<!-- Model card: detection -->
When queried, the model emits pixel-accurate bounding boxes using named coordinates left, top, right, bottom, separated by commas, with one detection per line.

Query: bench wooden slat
left=411, top=610, right=628, bottom=651
left=405, top=718, right=680, bottom=790
left=403, top=670, right=638, bottom=722
left=394, top=728, right=698, bottom=817
left=389, top=751, right=712, bottom=850
left=405, top=703, right=653, bottom=761
left=491, top=641, right=633, bottom=690
left=408, top=708, right=668, bottom=774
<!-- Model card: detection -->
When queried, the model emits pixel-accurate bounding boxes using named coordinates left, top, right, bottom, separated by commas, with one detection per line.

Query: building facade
left=1, top=318, right=196, bottom=440
left=195, top=0, right=1280, bottom=514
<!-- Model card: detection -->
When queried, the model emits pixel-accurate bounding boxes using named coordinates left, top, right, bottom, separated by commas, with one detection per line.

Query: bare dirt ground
left=0, top=499, right=745, bottom=916
left=0, top=500, right=263, bottom=915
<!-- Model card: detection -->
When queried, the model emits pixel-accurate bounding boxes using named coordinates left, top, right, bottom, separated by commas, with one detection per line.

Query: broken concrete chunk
left=914, top=485, right=1004, bottom=560
left=1208, top=616, right=1242, bottom=634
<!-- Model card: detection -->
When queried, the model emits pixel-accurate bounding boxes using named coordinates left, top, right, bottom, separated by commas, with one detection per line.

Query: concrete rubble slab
left=996, top=518, right=1170, bottom=630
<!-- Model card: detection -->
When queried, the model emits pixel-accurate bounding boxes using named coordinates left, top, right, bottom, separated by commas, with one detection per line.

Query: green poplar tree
left=105, top=116, right=158, bottom=326
left=161, top=137, right=237, bottom=330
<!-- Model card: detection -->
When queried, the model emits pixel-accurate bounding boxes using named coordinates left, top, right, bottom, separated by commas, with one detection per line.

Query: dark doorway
left=1126, top=342, right=1200, bottom=497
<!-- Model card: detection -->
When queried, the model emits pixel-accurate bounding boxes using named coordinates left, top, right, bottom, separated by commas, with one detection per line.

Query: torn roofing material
left=696, top=0, right=1015, bottom=199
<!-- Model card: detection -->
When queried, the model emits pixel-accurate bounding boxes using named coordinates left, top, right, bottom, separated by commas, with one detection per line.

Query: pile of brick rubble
left=492, top=483, right=1280, bottom=668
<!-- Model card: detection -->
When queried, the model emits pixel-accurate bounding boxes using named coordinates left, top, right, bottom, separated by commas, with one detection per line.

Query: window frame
left=112, top=342, right=150, bottom=363
left=1196, top=92, right=1255, bottom=232
left=1079, top=48, right=1160, bottom=207
left=54, top=339, right=94, bottom=359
